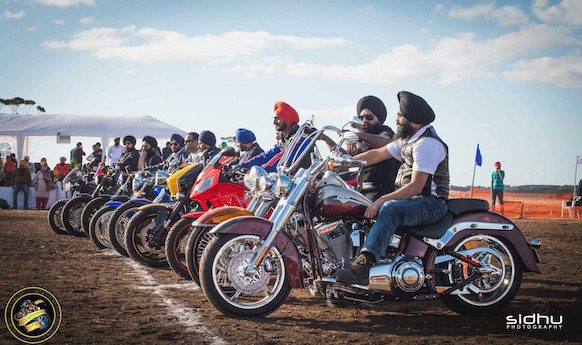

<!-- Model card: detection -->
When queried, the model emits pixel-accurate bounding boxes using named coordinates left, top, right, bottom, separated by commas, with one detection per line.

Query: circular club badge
left=4, top=287, right=62, bottom=344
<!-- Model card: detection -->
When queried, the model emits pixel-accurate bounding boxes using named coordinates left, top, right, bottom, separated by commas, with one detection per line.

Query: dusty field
left=0, top=211, right=580, bottom=344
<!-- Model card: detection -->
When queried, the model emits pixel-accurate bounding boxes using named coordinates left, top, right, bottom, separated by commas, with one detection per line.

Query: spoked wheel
left=199, top=234, right=290, bottom=317
left=47, top=200, right=68, bottom=235
left=125, top=209, right=169, bottom=268
left=186, top=224, right=213, bottom=285
left=108, top=202, right=139, bottom=257
left=61, top=196, right=89, bottom=237
left=438, top=235, right=522, bottom=315
left=81, top=196, right=109, bottom=237
left=165, top=218, right=196, bottom=279
left=89, top=206, right=115, bottom=249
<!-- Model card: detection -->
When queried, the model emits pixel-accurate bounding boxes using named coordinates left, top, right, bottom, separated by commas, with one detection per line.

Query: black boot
left=335, top=253, right=374, bottom=285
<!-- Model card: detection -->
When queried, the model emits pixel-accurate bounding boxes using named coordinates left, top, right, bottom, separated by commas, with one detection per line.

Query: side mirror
left=348, top=116, right=365, bottom=129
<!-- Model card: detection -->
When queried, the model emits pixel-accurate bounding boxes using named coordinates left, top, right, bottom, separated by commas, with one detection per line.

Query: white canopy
left=0, top=113, right=185, bottom=158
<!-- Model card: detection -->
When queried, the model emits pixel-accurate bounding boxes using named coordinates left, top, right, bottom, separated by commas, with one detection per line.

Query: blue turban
left=170, top=133, right=185, bottom=147
left=235, top=128, right=256, bottom=145
left=199, top=130, right=216, bottom=147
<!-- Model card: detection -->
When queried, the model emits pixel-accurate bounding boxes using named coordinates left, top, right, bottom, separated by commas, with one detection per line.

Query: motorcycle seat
left=399, top=213, right=454, bottom=239
left=447, top=198, right=489, bottom=216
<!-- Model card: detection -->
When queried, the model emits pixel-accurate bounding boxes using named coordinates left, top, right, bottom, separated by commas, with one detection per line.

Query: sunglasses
left=358, top=113, right=375, bottom=121
left=171, top=142, right=179, bottom=146
left=185, top=139, right=194, bottom=143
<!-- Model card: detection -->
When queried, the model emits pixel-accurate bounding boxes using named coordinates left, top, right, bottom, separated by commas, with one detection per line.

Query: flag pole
left=574, top=156, right=579, bottom=201
left=470, top=160, right=477, bottom=198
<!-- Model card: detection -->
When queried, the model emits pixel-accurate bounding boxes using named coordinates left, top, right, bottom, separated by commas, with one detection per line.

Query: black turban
left=357, top=95, right=387, bottom=124
left=199, top=130, right=216, bottom=147
left=142, top=135, right=158, bottom=148
left=397, top=91, right=435, bottom=125
left=123, top=135, right=136, bottom=146
left=170, top=133, right=185, bottom=147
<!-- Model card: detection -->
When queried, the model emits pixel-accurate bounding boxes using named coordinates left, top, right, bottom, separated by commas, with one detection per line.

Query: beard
left=394, top=121, right=415, bottom=140
left=362, top=121, right=383, bottom=134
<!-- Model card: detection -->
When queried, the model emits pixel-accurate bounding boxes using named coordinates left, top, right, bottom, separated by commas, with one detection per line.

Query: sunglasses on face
left=185, top=139, right=194, bottom=143
left=171, top=142, right=179, bottom=146
left=358, top=113, right=375, bottom=121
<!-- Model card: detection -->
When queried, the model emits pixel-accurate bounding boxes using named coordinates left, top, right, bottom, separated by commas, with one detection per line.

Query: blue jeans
left=13, top=184, right=30, bottom=207
left=362, top=195, right=448, bottom=260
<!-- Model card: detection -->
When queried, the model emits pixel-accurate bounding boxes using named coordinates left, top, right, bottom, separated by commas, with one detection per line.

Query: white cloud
left=52, top=19, right=64, bottom=25
left=79, top=16, right=93, bottom=24
left=34, top=0, right=95, bottom=7
left=532, top=0, right=582, bottom=26
left=41, top=27, right=348, bottom=62
left=446, top=2, right=529, bottom=26
left=357, top=6, right=377, bottom=15
left=502, top=55, right=582, bottom=87
left=3, top=10, right=26, bottom=19
left=277, top=24, right=582, bottom=85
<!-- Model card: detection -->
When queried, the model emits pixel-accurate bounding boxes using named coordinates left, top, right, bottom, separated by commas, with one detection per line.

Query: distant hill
left=451, top=185, right=576, bottom=194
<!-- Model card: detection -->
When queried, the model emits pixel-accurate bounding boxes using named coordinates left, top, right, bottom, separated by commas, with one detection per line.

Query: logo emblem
left=4, top=287, right=62, bottom=344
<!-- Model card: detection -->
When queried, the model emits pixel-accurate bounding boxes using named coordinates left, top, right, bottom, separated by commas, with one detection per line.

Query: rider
left=166, top=134, right=189, bottom=164
left=138, top=136, right=164, bottom=170
left=238, top=101, right=335, bottom=172
left=184, top=132, right=204, bottom=164
left=336, top=91, right=450, bottom=284
left=198, top=130, right=221, bottom=162
left=115, top=135, right=140, bottom=173
left=347, top=96, right=401, bottom=201
left=235, top=128, right=264, bottom=164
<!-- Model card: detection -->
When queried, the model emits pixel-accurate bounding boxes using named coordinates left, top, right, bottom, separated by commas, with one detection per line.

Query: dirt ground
left=0, top=211, right=580, bottom=344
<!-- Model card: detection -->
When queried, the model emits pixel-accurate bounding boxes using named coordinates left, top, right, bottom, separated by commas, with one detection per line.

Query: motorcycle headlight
left=132, top=173, right=144, bottom=191
left=244, top=166, right=268, bottom=192
left=259, top=172, right=277, bottom=193
left=274, top=174, right=293, bottom=198
left=155, top=171, right=170, bottom=186
left=193, top=176, right=214, bottom=194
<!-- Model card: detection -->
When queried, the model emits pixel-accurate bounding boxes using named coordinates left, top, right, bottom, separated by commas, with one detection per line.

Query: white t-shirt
left=108, top=144, right=124, bottom=166
left=386, top=125, right=447, bottom=195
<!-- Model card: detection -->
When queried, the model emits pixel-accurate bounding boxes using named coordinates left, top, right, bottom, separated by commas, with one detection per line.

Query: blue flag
left=475, top=144, right=482, bottom=167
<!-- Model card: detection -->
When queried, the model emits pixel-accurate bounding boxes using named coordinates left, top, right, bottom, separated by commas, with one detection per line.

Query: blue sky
left=1, top=0, right=581, bottom=186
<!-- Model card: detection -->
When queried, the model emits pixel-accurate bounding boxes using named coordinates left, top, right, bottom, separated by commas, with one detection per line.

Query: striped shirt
left=491, top=170, right=505, bottom=190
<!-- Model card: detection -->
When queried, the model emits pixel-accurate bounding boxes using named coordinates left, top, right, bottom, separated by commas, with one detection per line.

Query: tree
left=8, top=97, right=24, bottom=114
left=23, top=100, right=36, bottom=114
left=36, top=105, right=46, bottom=113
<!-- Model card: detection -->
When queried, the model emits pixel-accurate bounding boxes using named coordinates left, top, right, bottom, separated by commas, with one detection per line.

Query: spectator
left=162, top=141, right=172, bottom=160
left=87, top=142, right=103, bottom=171
left=3, top=153, right=17, bottom=186
left=235, top=128, right=264, bottom=164
left=32, top=158, right=53, bottom=210
left=198, top=130, right=221, bottom=163
left=108, top=137, right=124, bottom=167
left=70, top=142, right=85, bottom=168
left=491, top=161, right=505, bottom=213
left=0, top=154, right=3, bottom=185
left=11, top=160, right=31, bottom=209
left=53, top=156, right=72, bottom=181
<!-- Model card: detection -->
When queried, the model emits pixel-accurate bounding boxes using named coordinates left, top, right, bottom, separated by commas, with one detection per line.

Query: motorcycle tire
left=166, top=217, right=196, bottom=280
left=440, top=235, right=523, bottom=315
left=89, top=205, right=116, bottom=249
left=61, top=196, right=90, bottom=237
left=125, top=208, right=170, bottom=268
left=200, top=234, right=291, bottom=317
left=81, top=196, right=110, bottom=237
left=185, top=223, right=213, bottom=285
left=107, top=201, right=139, bottom=257
left=47, top=199, right=69, bottom=235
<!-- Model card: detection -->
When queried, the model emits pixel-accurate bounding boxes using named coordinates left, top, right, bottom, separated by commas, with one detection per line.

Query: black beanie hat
left=199, top=130, right=216, bottom=147
left=142, top=135, right=158, bottom=148
left=123, top=135, right=136, bottom=146
left=397, top=91, right=435, bottom=125
left=357, top=95, right=387, bottom=124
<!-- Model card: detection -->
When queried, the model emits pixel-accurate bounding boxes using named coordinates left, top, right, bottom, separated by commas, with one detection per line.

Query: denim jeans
left=362, top=195, right=448, bottom=260
left=13, top=184, right=30, bottom=207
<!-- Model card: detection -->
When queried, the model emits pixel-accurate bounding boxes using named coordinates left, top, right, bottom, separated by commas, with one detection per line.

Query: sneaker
left=335, top=253, right=374, bottom=285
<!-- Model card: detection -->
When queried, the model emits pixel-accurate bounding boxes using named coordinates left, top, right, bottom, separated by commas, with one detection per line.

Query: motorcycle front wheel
left=125, top=208, right=169, bottom=268
left=107, top=202, right=138, bottom=257
left=47, top=199, right=68, bottom=235
left=185, top=224, right=213, bottom=285
left=81, top=196, right=110, bottom=237
left=61, top=196, right=89, bottom=237
left=199, top=234, right=290, bottom=317
left=165, top=218, right=196, bottom=279
left=89, top=205, right=115, bottom=249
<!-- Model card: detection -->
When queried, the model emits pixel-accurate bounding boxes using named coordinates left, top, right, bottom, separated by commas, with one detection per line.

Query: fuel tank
left=314, top=185, right=371, bottom=219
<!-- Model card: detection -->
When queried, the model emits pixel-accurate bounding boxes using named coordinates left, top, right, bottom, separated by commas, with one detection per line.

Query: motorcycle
left=48, top=167, right=95, bottom=235
left=124, top=162, right=203, bottom=268
left=58, top=167, right=99, bottom=237
left=198, top=120, right=542, bottom=317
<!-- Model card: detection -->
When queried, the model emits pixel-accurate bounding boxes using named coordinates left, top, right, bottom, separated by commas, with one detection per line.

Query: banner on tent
left=56, top=132, right=71, bottom=144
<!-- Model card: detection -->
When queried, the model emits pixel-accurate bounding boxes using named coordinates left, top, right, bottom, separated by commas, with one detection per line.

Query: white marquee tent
left=0, top=113, right=185, bottom=158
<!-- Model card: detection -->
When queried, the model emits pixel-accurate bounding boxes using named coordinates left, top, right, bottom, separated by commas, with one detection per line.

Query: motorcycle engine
left=369, top=255, right=426, bottom=293
left=315, top=220, right=367, bottom=276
